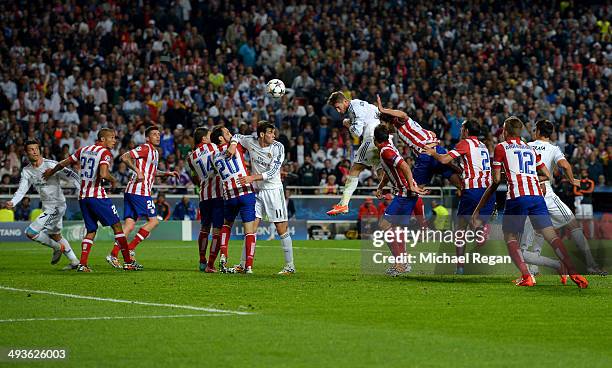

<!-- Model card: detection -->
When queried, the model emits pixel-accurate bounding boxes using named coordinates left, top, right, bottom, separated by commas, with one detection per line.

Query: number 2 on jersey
left=215, top=156, right=240, bottom=180
left=80, top=157, right=95, bottom=178
left=480, top=150, right=491, bottom=171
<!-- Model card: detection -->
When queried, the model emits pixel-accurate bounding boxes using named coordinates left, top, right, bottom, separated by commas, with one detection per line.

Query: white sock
left=570, top=227, right=596, bottom=268
left=522, top=250, right=561, bottom=270
left=32, top=232, right=60, bottom=250
left=58, top=238, right=79, bottom=264
left=280, top=232, right=294, bottom=266
left=240, top=245, right=246, bottom=267
left=339, top=176, right=359, bottom=206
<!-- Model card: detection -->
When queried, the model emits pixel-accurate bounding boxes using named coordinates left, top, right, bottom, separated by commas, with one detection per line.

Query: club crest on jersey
left=268, top=152, right=272, bottom=158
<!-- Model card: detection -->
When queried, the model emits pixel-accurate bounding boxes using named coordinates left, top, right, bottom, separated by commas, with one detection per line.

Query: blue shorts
left=502, top=195, right=552, bottom=234
left=124, top=193, right=156, bottom=220
left=383, top=195, right=418, bottom=225
left=79, top=198, right=120, bottom=233
left=412, top=145, right=455, bottom=185
left=458, top=188, right=495, bottom=218
left=224, top=193, right=256, bottom=223
left=200, top=198, right=224, bottom=229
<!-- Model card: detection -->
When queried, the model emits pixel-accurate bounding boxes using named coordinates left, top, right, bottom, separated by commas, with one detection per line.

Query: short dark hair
left=327, top=91, right=347, bottom=106
left=535, top=119, right=554, bottom=138
left=462, top=120, right=480, bottom=136
left=503, top=116, right=524, bottom=137
left=210, top=126, right=225, bottom=145
left=145, top=125, right=160, bottom=137
left=97, top=128, right=114, bottom=140
left=256, top=121, right=275, bottom=138
left=194, top=127, right=210, bottom=146
left=373, top=124, right=390, bottom=144
left=25, top=139, right=40, bottom=147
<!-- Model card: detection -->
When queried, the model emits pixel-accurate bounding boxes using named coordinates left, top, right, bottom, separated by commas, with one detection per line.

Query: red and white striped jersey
left=379, top=141, right=414, bottom=197
left=493, top=138, right=544, bottom=199
left=392, top=116, right=439, bottom=153
left=186, top=143, right=223, bottom=201
left=68, top=144, right=113, bottom=199
left=448, top=137, right=492, bottom=189
left=125, top=143, right=159, bottom=197
left=212, top=144, right=254, bottom=199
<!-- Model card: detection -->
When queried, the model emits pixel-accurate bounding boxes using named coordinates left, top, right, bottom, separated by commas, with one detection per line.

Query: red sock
left=80, top=239, right=94, bottom=265
left=110, top=243, right=120, bottom=257
left=114, top=232, right=132, bottom=263
left=456, top=232, right=466, bottom=268
left=507, top=240, right=529, bottom=276
left=207, top=234, right=220, bottom=268
left=244, top=233, right=257, bottom=268
left=129, top=228, right=150, bottom=250
left=198, top=230, right=209, bottom=263
left=412, top=197, right=427, bottom=228
left=219, top=225, right=231, bottom=259
left=550, top=237, right=577, bottom=274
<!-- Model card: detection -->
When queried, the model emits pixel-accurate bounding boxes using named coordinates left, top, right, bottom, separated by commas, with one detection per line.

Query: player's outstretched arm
left=423, top=146, right=454, bottom=164
left=376, top=94, right=408, bottom=121
left=120, top=151, right=144, bottom=182
left=471, top=166, right=500, bottom=228
left=7, top=172, right=32, bottom=209
left=375, top=172, right=389, bottom=199
left=397, top=161, right=428, bottom=195
left=557, top=159, right=580, bottom=187
left=42, top=158, right=71, bottom=181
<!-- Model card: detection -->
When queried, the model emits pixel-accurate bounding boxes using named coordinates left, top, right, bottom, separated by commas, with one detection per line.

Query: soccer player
left=43, top=128, right=142, bottom=272
left=472, top=116, right=588, bottom=288
left=7, top=140, right=80, bottom=269
left=186, top=127, right=224, bottom=273
left=106, top=126, right=178, bottom=268
left=227, top=121, right=295, bottom=275
left=376, top=95, right=461, bottom=190
left=373, top=125, right=427, bottom=276
left=206, top=126, right=258, bottom=274
left=520, top=120, right=606, bottom=276
left=424, top=120, right=495, bottom=274
left=326, top=92, right=382, bottom=216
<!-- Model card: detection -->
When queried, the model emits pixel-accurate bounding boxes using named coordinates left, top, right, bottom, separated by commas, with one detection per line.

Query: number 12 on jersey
left=513, top=151, right=535, bottom=175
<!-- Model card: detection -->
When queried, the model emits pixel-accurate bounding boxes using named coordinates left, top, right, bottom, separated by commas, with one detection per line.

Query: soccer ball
left=267, top=79, right=285, bottom=98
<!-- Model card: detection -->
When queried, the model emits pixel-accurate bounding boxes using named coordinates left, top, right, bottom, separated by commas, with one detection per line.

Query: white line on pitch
left=0, top=286, right=254, bottom=316
left=0, top=245, right=366, bottom=252
left=0, top=314, right=231, bottom=323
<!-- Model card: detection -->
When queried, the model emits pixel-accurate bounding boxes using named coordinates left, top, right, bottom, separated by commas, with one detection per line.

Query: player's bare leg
left=327, top=163, right=367, bottom=216
left=538, top=226, right=588, bottom=288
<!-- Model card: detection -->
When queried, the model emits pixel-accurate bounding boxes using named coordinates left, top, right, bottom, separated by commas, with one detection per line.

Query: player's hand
left=572, top=178, right=581, bottom=187
left=6, top=201, right=13, bottom=209
left=239, top=175, right=254, bottom=185
left=423, top=146, right=436, bottom=156
left=343, top=119, right=351, bottom=129
left=42, top=169, right=53, bottom=181
left=226, top=143, right=237, bottom=157
left=376, top=94, right=384, bottom=111
left=375, top=188, right=384, bottom=199
left=410, top=185, right=429, bottom=196
left=540, top=183, right=547, bottom=196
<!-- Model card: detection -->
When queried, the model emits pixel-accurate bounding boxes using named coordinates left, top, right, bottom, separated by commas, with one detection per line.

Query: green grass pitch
left=0, top=240, right=610, bottom=367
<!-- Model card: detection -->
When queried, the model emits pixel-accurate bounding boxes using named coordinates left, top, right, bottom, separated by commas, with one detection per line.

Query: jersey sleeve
left=129, top=144, right=149, bottom=159
left=448, top=140, right=469, bottom=158
left=9, top=171, right=31, bottom=206
left=261, top=143, right=284, bottom=181
left=553, top=146, right=565, bottom=164
left=492, top=144, right=505, bottom=167
left=58, top=167, right=81, bottom=190
left=100, top=149, right=113, bottom=166
left=68, top=147, right=82, bottom=164
left=230, top=134, right=252, bottom=149
left=381, top=147, right=404, bottom=167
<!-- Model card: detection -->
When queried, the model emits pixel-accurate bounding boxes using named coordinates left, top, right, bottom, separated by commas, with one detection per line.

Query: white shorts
left=29, top=204, right=66, bottom=234
left=574, top=200, right=593, bottom=219
left=255, top=188, right=288, bottom=223
left=520, top=192, right=574, bottom=250
left=353, top=135, right=392, bottom=168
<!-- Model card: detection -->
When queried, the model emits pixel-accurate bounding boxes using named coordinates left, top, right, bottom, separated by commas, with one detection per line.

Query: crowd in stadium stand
left=0, top=0, right=610, bottom=201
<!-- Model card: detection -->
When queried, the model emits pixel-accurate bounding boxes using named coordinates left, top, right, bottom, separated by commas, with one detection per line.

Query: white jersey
left=10, top=159, right=80, bottom=208
left=528, top=139, right=565, bottom=194
left=347, top=99, right=380, bottom=140
left=230, top=134, right=284, bottom=190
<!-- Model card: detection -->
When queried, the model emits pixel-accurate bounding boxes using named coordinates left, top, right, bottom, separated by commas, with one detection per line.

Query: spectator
left=0, top=201, right=14, bottom=222
left=29, top=203, right=43, bottom=222
left=430, top=200, right=450, bottom=230
left=172, top=196, right=197, bottom=220
left=285, top=189, right=296, bottom=220
left=14, top=196, right=30, bottom=221
left=320, top=174, right=338, bottom=195
left=155, top=193, right=171, bottom=221
left=298, top=156, right=318, bottom=193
